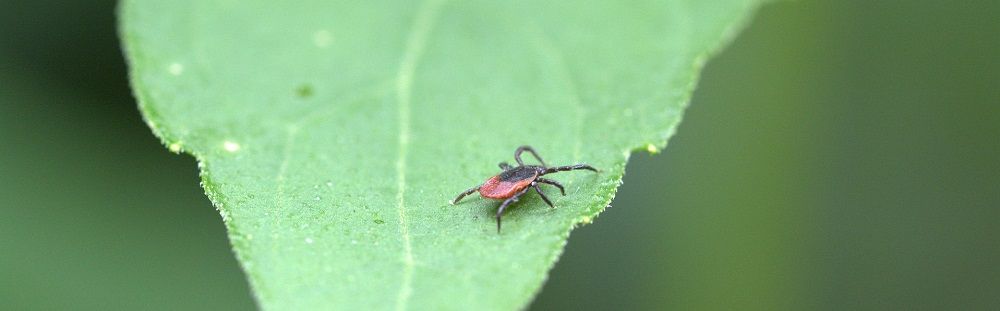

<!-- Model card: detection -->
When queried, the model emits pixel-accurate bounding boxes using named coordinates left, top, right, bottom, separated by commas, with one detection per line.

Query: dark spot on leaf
left=374, top=219, right=385, bottom=224
left=295, top=84, right=313, bottom=98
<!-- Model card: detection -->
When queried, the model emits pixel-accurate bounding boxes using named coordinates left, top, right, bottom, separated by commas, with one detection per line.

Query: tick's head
left=497, top=165, right=543, bottom=182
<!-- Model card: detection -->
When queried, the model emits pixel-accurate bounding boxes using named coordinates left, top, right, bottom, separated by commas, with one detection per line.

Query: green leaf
left=120, top=0, right=762, bottom=309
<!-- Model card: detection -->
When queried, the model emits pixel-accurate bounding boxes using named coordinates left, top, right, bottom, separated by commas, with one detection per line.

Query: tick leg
left=498, top=162, right=514, bottom=171
left=514, top=145, right=547, bottom=167
left=536, top=177, right=565, bottom=195
left=451, top=185, right=481, bottom=205
left=496, top=187, right=530, bottom=233
left=543, top=164, right=598, bottom=175
left=533, top=183, right=555, bottom=208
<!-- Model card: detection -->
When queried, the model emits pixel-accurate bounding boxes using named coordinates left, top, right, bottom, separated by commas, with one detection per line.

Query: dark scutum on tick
left=451, top=145, right=598, bottom=233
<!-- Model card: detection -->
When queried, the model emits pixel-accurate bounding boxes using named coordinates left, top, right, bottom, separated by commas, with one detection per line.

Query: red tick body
left=478, top=167, right=539, bottom=199
left=451, top=146, right=598, bottom=233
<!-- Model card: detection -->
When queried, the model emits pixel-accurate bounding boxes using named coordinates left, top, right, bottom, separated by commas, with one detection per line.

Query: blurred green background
left=2, top=0, right=998, bottom=310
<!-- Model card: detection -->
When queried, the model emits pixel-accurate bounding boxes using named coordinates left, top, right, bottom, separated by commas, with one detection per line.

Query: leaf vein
left=394, top=1, right=446, bottom=310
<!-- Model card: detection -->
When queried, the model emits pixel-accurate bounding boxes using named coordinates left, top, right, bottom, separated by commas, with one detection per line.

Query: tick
left=451, top=145, right=598, bottom=233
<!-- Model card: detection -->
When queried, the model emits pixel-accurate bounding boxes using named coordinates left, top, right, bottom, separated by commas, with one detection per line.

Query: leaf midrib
left=393, top=0, right=447, bottom=309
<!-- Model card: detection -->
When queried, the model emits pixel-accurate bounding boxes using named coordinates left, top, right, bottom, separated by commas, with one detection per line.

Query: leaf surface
left=120, top=1, right=762, bottom=309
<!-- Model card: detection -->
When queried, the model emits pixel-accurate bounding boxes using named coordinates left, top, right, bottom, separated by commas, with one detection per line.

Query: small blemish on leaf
left=168, top=62, right=184, bottom=76
left=296, top=84, right=314, bottom=98
left=223, top=140, right=241, bottom=152
left=312, top=30, right=332, bottom=48
left=646, top=143, right=659, bottom=154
